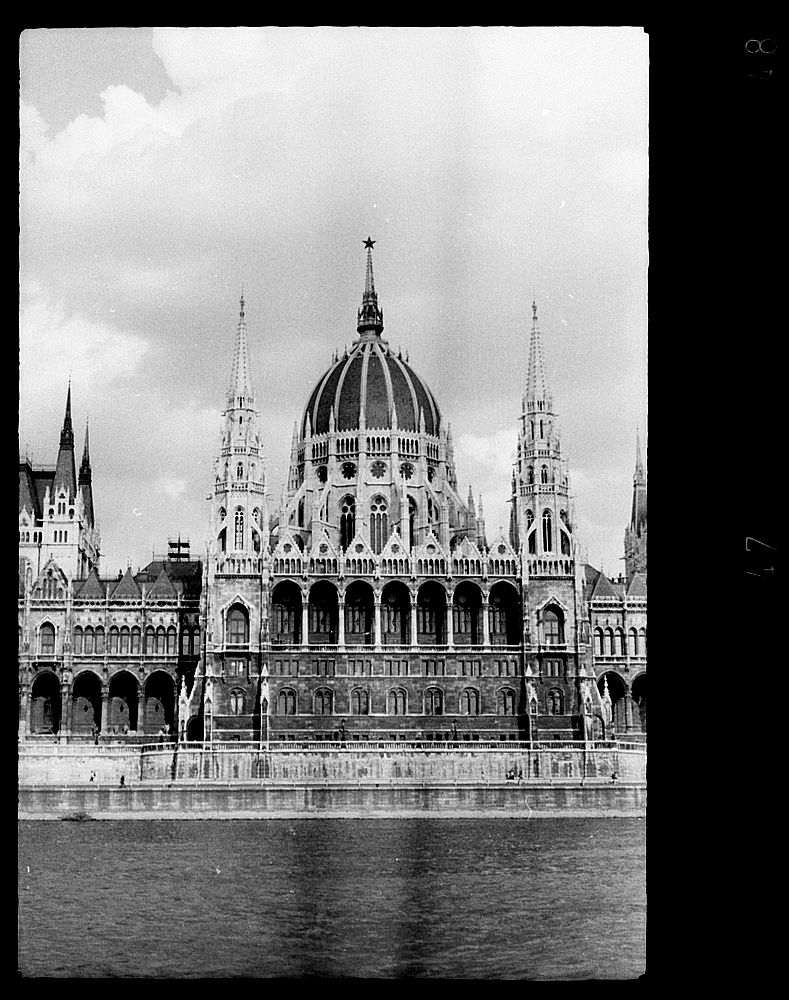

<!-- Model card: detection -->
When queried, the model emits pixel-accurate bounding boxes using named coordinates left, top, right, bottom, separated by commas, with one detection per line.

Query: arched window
left=227, top=606, right=249, bottom=645
left=278, top=689, right=297, bottom=715
left=84, top=627, right=94, bottom=655
left=39, top=623, right=55, bottom=656
left=94, top=627, right=105, bottom=654
left=234, top=508, right=244, bottom=550
left=560, top=530, right=571, bottom=556
left=236, top=463, right=244, bottom=480
left=120, top=627, right=130, bottom=655
left=229, top=690, right=245, bottom=715
left=540, top=465, right=548, bottom=484
left=408, top=496, right=417, bottom=550
left=297, top=498, right=305, bottom=527
left=370, top=496, right=388, bottom=554
left=145, top=626, right=155, bottom=654
left=351, top=689, right=369, bottom=715
left=527, top=466, right=534, bottom=484
left=340, top=496, right=356, bottom=551
left=460, top=688, right=480, bottom=716
left=605, top=628, right=615, bottom=655
left=314, top=688, right=333, bottom=715
left=219, top=506, right=226, bottom=523
left=108, top=627, right=119, bottom=654
left=424, top=687, right=443, bottom=716
left=595, top=628, right=604, bottom=656
left=192, top=629, right=201, bottom=655
left=543, top=606, right=564, bottom=644
left=156, top=626, right=166, bottom=654
left=547, top=689, right=564, bottom=715
left=131, top=628, right=141, bottom=654
left=387, top=688, right=407, bottom=715
left=542, top=510, right=553, bottom=551
left=499, top=688, right=516, bottom=715
left=73, top=627, right=83, bottom=654
left=616, top=629, right=626, bottom=656
left=167, top=627, right=177, bottom=655
left=629, top=628, right=639, bottom=655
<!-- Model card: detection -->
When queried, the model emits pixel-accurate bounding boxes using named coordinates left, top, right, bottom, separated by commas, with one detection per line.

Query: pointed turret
left=357, top=237, right=384, bottom=338
left=54, top=380, right=77, bottom=497
left=525, top=301, right=552, bottom=409
left=78, top=419, right=95, bottom=527
left=228, top=293, right=254, bottom=406
left=625, top=426, right=647, bottom=583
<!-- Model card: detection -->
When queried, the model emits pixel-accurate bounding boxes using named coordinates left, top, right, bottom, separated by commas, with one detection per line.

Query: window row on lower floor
left=222, top=686, right=567, bottom=717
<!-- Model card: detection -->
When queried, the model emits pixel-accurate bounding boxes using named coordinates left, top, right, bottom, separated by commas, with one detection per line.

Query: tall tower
left=211, top=294, right=269, bottom=561
left=624, top=428, right=647, bottom=583
left=202, top=295, right=269, bottom=742
left=511, top=302, right=575, bottom=569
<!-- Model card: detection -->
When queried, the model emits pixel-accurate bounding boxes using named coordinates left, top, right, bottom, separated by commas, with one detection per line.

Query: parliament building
left=18, top=244, right=646, bottom=745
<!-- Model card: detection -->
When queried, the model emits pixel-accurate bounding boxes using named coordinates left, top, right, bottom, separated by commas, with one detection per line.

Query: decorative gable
left=451, top=536, right=483, bottom=576
left=343, top=530, right=377, bottom=577
left=487, top=534, right=518, bottom=577
left=308, top=529, right=340, bottom=575
left=34, top=558, right=68, bottom=599
left=414, top=530, right=448, bottom=576
left=379, top=528, right=412, bottom=576
left=272, top=527, right=306, bottom=576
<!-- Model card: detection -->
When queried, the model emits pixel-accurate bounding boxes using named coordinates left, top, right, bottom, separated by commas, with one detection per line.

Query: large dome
left=302, top=338, right=442, bottom=438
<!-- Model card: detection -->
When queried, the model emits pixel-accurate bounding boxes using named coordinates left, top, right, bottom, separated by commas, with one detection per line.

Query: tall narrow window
left=527, top=466, right=534, bottom=484
left=460, top=688, right=480, bottom=715
left=408, top=497, right=417, bottom=550
left=424, top=687, right=443, bottom=716
left=370, top=497, right=388, bottom=554
left=234, top=508, right=244, bottom=550
left=352, top=689, right=369, bottom=715
left=227, top=606, right=249, bottom=645
left=340, top=496, right=356, bottom=551
left=540, top=465, right=549, bottom=484
left=39, top=623, right=55, bottom=656
left=230, top=690, right=245, bottom=715
left=543, top=607, right=564, bottom=645
left=542, top=509, right=553, bottom=551
left=236, top=463, right=243, bottom=480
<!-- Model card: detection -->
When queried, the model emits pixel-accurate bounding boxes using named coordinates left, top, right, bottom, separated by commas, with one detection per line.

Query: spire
left=357, top=237, right=384, bottom=338
left=79, top=418, right=91, bottom=477
left=634, top=425, right=646, bottom=486
left=525, top=300, right=552, bottom=408
left=54, top=380, right=77, bottom=497
left=79, top=418, right=95, bottom=527
left=228, top=293, right=254, bottom=404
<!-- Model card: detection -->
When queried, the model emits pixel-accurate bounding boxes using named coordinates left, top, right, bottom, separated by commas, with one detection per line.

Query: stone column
left=373, top=595, right=382, bottom=651
left=60, top=682, right=72, bottom=737
left=410, top=599, right=418, bottom=650
left=301, top=598, right=310, bottom=650
left=19, top=686, right=28, bottom=738
left=338, top=601, right=346, bottom=650
left=100, top=689, right=110, bottom=734
left=481, top=595, right=491, bottom=649
left=137, top=687, right=146, bottom=735
left=624, top=691, right=635, bottom=733
left=446, top=600, right=454, bottom=650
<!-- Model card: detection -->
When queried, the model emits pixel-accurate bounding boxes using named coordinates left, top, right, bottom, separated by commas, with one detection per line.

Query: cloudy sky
left=19, top=26, right=648, bottom=579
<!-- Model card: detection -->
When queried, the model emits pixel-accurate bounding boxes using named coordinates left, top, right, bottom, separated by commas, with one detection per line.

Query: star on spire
left=363, top=237, right=376, bottom=249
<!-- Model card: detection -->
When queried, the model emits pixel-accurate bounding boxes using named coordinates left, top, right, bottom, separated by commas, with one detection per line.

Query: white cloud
left=19, top=289, right=150, bottom=405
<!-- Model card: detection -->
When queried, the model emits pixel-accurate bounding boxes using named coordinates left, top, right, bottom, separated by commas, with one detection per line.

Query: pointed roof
left=227, top=294, right=254, bottom=403
left=630, top=428, right=647, bottom=532
left=146, top=566, right=178, bottom=599
left=54, top=380, right=77, bottom=496
left=525, top=301, right=552, bottom=406
left=79, top=419, right=91, bottom=478
left=590, top=571, right=621, bottom=599
left=111, top=566, right=142, bottom=599
left=626, top=572, right=647, bottom=597
left=357, top=238, right=384, bottom=338
left=75, top=567, right=106, bottom=599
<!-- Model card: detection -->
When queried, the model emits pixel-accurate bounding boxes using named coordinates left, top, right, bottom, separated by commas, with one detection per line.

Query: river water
left=18, top=817, right=645, bottom=979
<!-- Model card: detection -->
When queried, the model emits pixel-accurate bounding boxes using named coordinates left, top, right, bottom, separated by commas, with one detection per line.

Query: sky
left=19, top=26, right=648, bottom=579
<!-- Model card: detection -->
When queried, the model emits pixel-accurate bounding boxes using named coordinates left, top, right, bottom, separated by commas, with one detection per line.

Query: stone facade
left=18, top=244, right=646, bottom=745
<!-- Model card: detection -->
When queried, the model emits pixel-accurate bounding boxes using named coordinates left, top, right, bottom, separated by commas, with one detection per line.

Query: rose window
left=400, top=462, right=414, bottom=480
left=371, top=461, right=386, bottom=479
left=342, top=462, right=357, bottom=480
